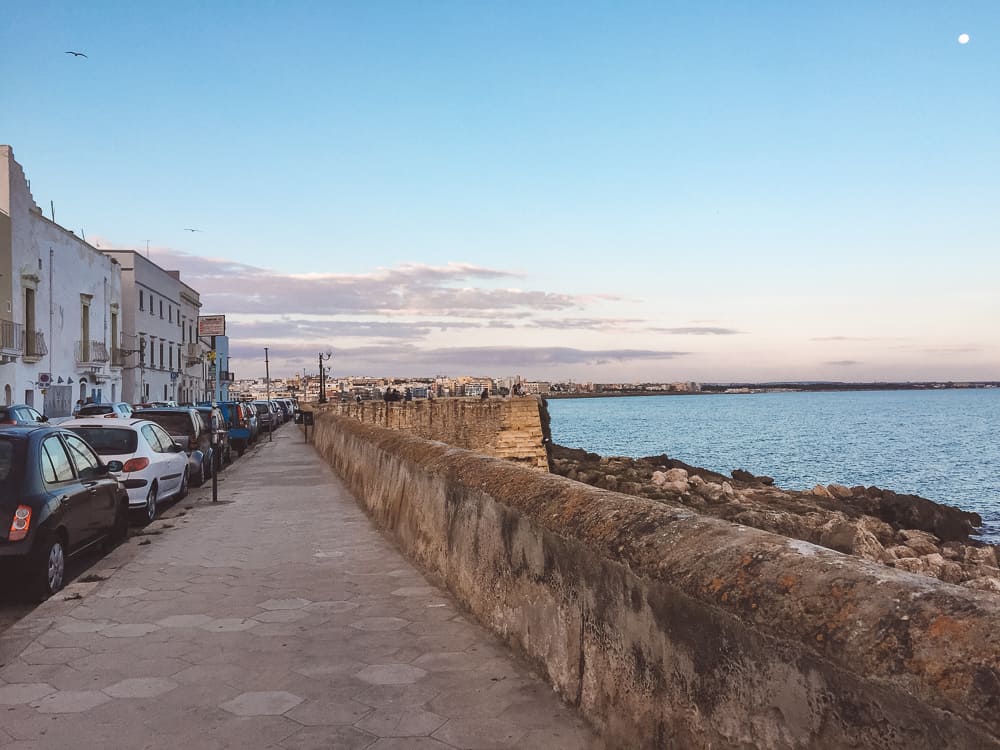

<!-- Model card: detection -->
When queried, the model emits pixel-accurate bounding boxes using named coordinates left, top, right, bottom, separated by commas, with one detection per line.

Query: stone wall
left=325, top=396, right=549, bottom=470
left=312, top=412, right=1000, bottom=750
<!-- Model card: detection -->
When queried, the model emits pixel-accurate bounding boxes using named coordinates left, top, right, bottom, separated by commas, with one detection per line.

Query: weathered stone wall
left=324, top=396, right=549, bottom=469
left=312, top=412, right=1000, bottom=750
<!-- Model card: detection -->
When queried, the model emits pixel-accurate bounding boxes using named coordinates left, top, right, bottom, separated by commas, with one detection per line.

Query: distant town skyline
left=4, top=3, right=997, bottom=382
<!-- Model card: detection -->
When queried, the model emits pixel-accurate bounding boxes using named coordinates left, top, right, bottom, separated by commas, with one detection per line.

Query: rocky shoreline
left=550, top=444, right=1000, bottom=593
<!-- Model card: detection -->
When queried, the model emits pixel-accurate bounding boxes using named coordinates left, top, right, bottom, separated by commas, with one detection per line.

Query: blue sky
left=3, top=2, right=998, bottom=380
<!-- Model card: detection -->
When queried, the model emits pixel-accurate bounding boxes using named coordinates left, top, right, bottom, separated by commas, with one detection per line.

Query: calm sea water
left=547, top=389, right=1000, bottom=542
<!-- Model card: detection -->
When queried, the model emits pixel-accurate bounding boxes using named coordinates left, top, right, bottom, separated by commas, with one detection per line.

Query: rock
left=811, top=485, right=834, bottom=499
left=965, top=577, right=1000, bottom=594
left=758, top=475, right=775, bottom=486
left=827, top=484, right=853, bottom=499
left=696, top=482, right=725, bottom=503
left=663, top=468, right=689, bottom=483
left=939, top=561, right=965, bottom=584
left=602, top=475, right=618, bottom=491
left=688, top=474, right=705, bottom=487
left=886, top=545, right=918, bottom=560
left=921, top=553, right=946, bottom=578
left=721, top=482, right=735, bottom=498
left=899, top=529, right=941, bottom=557
left=852, top=529, right=886, bottom=563
left=819, top=519, right=857, bottom=554
left=891, top=557, right=926, bottom=574
left=963, top=546, right=999, bottom=570
left=661, top=481, right=689, bottom=495
left=651, top=471, right=668, bottom=487
left=732, top=469, right=755, bottom=483
left=877, top=489, right=981, bottom=543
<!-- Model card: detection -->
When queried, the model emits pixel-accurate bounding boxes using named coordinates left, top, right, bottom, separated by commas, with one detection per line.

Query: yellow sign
left=207, top=351, right=217, bottom=361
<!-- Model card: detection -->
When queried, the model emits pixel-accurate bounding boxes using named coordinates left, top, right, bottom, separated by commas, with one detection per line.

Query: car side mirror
left=105, top=460, right=124, bottom=472
left=39, top=415, right=49, bottom=423
left=171, top=442, right=185, bottom=453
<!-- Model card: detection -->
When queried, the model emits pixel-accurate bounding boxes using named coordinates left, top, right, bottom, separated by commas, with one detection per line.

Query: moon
left=958, top=33, right=970, bottom=44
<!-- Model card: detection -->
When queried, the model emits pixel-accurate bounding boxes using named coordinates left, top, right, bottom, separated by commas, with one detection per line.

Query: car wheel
left=27, top=532, right=66, bottom=601
left=194, top=461, right=205, bottom=487
left=143, top=484, right=158, bottom=524
left=177, top=469, right=189, bottom=500
left=104, top=497, right=129, bottom=550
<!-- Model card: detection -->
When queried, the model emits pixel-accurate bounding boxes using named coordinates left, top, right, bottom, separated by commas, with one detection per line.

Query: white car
left=61, top=418, right=189, bottom=524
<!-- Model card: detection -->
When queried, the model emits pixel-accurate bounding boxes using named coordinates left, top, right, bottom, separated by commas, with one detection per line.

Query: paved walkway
left=0, top=425, right=601, bottom=749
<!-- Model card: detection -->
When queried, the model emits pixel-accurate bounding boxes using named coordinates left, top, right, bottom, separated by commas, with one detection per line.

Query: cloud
left=824, top=360, right=862, bottom=366
left=111, top=245, right=592, bottom=317
left=648, top=326, right=743, bottom=335
left=229, top=317, right=482, bottom=342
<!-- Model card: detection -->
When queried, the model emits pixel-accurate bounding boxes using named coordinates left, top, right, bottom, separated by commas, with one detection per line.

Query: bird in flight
left=183, top=228, right=203, bottom=232
left=65, top=51, right=88, bottom=58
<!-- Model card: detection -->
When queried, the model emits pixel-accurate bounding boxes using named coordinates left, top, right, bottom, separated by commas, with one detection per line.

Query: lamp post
left=318, top=351, right=331, bottom=404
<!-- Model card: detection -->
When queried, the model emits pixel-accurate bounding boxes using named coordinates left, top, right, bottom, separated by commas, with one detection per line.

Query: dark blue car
left=0, top=425, right=128, bottom=599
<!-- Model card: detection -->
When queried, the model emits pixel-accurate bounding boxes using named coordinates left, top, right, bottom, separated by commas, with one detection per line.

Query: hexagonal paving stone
left=257, top=598, right=312, bottom=611
left=432, top=717, right=525, bottom=749
left=280, top=726, right=378, bottom=750
left=199, top=618, right=257, bottom=632
left=349, top=617, right=409, bottom=633
left=412, top=652, right=480, bottom=672
left=220, top=691, right=303, bottom=716
left=103, top=678, right=178, bottom=699
left=156, top=614, right=214, bottom=628
left=389, top=586, right=437, bottom=598
left=252, top=609, right=309, bottom=623
left=34, top=689, right=112, bottom=713
left=354, top=664, right=428, bottom=686
left=306, top=600, right=359, bottom=614
left=0, top=683, right=56, bottom=705
left=97, top=587, right=149, bottom=598
left=355, top=708, right=447, bottom=737
left=21, top=648, right=91, bottom=665
left=56, top=619, right=115, bottom=634
left=100, top=623, right=162, bottom=638
left=285, top=698, right=372, bottom=726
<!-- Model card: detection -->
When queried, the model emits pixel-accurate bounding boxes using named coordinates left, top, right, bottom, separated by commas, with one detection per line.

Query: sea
left=546, top=389, right=1000, bottom=543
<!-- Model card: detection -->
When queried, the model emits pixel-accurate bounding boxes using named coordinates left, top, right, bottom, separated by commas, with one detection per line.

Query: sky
left=2, top=1, right=998, bottom=382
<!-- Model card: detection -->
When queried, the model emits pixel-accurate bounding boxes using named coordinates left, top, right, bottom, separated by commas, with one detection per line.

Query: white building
left=102, top=251, right=211, bottom=404
left=1, top=146, right=123, bottom=415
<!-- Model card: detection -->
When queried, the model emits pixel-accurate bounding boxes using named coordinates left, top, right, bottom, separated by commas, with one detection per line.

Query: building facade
left=1, top=146, right=123, bottom=415
left=102, top=251, right=211, bottom=404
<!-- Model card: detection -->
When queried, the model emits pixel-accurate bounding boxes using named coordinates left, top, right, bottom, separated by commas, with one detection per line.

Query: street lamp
left=318, top=351, right=332, bottom=404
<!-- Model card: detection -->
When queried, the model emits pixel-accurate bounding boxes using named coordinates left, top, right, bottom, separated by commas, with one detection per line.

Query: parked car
left=240, top=401, right=259, bottom=443
left=76, top=402, right=133, bottom=419
left=194, top=404, right=231, bottom=465
left=132, top=407, right=213, bottom=486
left=0, top=404, right=48, bottom=426
left=253, top=400, right=279, bottom=432
left=62, top=418, right=189, bottom=524
left=209, top=401, right=253, bottom=457
left=274, top=400, right=291, bottom=423
left=0, top=425, right=128, bottom=599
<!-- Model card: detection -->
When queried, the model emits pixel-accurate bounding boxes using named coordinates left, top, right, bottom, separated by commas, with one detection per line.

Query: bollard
left=212, top=431, right=220, bottom=502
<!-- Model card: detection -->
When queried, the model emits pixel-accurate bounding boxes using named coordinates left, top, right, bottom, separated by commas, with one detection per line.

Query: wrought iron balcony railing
left=23, top=330, right=47, bottom=361
left=1, top=319, right=23, bottom=358
left=75, top=340, right=110, bottom=365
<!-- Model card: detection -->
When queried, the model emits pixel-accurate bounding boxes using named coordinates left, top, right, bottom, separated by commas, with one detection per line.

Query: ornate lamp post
left=318, top=351, right=332, bottom=404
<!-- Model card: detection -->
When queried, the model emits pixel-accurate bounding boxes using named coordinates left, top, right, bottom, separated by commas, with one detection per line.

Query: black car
left=0, top=426, right=128, bottom=599
left=0, top=404, right=48, bottom=426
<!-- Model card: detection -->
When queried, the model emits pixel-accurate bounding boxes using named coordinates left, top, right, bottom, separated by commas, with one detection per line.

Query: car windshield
left=138, top=413, right=194, bottom=435
left=0, top=436, right=26, bottom=486
left=66, top=427, right=138, bottom=455
left=254, top=404, right=269, bottom=415
left=78, top=405, right=113, bottom=415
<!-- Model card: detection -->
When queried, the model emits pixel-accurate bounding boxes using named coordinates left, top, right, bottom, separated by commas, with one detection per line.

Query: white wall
left=1, top=146, right=122, bottom=415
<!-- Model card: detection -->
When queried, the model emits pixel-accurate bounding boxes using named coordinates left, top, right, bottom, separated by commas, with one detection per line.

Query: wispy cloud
left=648, top=326, right=743, bottom=335
left=824, top=360, right=862, bottom=366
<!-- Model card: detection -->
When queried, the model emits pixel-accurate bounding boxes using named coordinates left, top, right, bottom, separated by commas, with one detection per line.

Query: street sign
left=198, top=315, right=226, bottom=337
left=37, top=372, right=52, bottom=386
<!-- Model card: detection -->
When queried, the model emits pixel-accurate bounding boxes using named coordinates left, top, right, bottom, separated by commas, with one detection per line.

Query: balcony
left=185, top=342, right=203, bottom=366
left=1, top=319, right=23, bottom=364
left=22, top=331, right=47, bottom=363
left=75, top=340, right=111, bottom=366
left=111, top=346, right=130, bottom=368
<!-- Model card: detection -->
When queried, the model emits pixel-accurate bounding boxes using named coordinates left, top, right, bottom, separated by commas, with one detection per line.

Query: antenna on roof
left=50, top=200, right=55, bottom=222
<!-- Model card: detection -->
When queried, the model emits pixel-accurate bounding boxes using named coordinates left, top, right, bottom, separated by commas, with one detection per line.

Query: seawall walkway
left=0, top=426, right=601, bottom=749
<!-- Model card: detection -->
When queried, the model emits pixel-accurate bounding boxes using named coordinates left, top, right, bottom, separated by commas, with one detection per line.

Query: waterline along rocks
left=550, top=444, right=1000, bottom=593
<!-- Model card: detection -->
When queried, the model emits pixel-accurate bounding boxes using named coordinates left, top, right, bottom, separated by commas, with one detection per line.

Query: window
left=149, top=340, right=155, bottom=368
left=141, top=424, right=165, bottom=452
left=41, top=437, right=75, bottom=483
left=24, top=288, right=36, bottom=355
left=151, top=424, right=176, bottom=451
left=169, top=347, right=173, bottom=370
left=151, top=296, right=155, bottom=316
left=160, top=300, right=164, bottom=318
left=139, top=290, right=144, bottom=311
left=111, top=311, right=119, bottom=359
left=63, top=433, right=102, bottom=480
left=160, top=343, right=165, bottom=368
left=169, top=306, right=173, bottom=323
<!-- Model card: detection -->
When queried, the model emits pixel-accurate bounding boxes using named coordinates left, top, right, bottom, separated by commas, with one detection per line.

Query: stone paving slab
left=0, top=426, right=603, bottom=749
